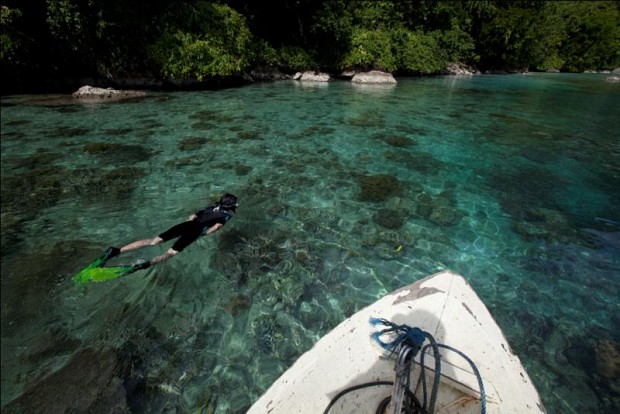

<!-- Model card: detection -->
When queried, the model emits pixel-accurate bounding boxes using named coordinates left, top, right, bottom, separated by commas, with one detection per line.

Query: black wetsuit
left=158, top=205, right=232, bottom=252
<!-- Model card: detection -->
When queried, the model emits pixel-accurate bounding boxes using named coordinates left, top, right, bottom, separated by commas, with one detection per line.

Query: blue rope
left=370, top=317, right=487, bottom=414
left=369, top=317, right=426, bottom=354
left=438, top=344, right=487, bottom=414
left=420, top=338, right=442, bottom=412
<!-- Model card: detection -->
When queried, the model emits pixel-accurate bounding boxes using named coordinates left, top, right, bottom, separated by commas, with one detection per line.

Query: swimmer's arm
left=204, top=223, right=224, bottom=235
left=188, top=213, right=198, bottom=221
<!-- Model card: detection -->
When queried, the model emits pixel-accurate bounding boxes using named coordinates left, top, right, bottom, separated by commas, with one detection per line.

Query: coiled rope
left=322, top=317, right=486, bottom=414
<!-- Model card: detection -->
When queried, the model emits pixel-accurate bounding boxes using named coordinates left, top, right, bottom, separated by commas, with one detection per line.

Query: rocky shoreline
left=71, top=65, right=618, bottom=102
left=72, top=85, right=147, bottom=101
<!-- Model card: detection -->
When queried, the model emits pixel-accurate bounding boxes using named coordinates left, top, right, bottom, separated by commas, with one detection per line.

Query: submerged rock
left=224, top=293, right=252, bottom=316
left=179, top=136, right=208, bottom=151
left=357, top=174, right=401, bottom=202
left=377, top=134, right=415, bottom=148
left=374, top=208, right=407, bottom=229
left=429, top=206, right=462, bottom=226
left=595, top=339, right=620, bottom=381
left=511, top=207, right=600, bottom=247
left=3, top=347, right=129, bottom=413
left=1, top=165, right=68, bottom=214
left=413, top=190, right=463, bottom=226
left=83, top=142, right=153, bottom=164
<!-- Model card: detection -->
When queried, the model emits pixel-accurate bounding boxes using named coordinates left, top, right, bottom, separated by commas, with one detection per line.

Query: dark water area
left=1, top=74, right=619, bottom=413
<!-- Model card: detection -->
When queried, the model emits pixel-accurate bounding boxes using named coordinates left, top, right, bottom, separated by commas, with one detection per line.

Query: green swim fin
left=73, top=255, right=134, bottom=284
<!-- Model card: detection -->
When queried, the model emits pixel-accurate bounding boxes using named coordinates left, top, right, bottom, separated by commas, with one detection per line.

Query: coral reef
left=373, top=208, right=407, bottom=229
left=1, top=164, right=146, bottom=219
left=235, top=165, right=253, bottom=176
left=346, top=111, right=386, bottom=128
left=0, top=241, right=101, bottom=340
left=188, top=110, right=236, bottom=124
left=486, top=167, right=563, bottom=217
left=383, top=150, right=443, bottom=175
left=357, top=174, right=401, bottom=202
left=512, top=207, right=602, bottom=248
left=596, top=339, right=620, bottom=380
left=11, top=151, right=62, bottom=169
left=83, top=142, right=153, bottom=164
left=166, top=156, right=206, bottom=168
left=49, top=126, right=90, bottom=137
left=412, top=189, right=463, bottom=226
left=179, top=136, right=208, bottom=151
left=238, top=131, right=262, bottom=140
left=223, top=293, right=252, bottom=316
left=377, top=134, right=415, bottom=148
left=2, top=347, right=129, bottom=414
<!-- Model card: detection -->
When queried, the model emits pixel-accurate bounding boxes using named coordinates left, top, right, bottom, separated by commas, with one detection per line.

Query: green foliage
left=250, top=41, right=316, bottom=71
left=309, top=0, right=352, bottom=66
left=392, top=28, right=445, bottom=74
left=339, top=0, right=406, bottom=72
left=474, top=1, right=619, bottom=72
left=45, top=0, right=104, bottom=55
left=43, top=0, right=126, bottom=76
left=46, top=0, right=84, bottom=45
left=0, top=6, right=23, bottom=63
left=147, top=2, right=252, bottom=80
left=349, top=0, right=403, bottom=30
left=2, top=0, right=619, bottom=92
left=437, top=24, right=477, bottom=63
left=341, top=24, right=451, bottom=74
left=252, top=40, right=280, bottom=68
left=310, top=0, right=351, bottom=40
left=556, top=1, right=620, bottom=71
left=477, top=2, right=552, bottom=69
left=278, top=46, right=317, bottom=71
left=342, top=26, right=396, bottom=71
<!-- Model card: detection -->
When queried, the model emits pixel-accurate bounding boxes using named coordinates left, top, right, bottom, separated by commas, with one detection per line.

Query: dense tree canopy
left=1, top=0, right=618, bottom=92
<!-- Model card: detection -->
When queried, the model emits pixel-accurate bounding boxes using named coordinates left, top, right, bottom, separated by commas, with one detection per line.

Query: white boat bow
left=247, top=270, right=546, bottom=414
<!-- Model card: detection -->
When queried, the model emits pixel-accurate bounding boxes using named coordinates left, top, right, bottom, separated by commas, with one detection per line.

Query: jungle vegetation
left=1, top=0, right=619, bottom=92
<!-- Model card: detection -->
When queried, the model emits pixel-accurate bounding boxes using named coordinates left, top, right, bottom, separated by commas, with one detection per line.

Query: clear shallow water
left=1, top=74, right=619, bottom=413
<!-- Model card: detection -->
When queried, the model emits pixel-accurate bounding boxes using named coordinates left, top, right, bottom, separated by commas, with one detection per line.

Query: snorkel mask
left=218, top=193, right=238, bottom=213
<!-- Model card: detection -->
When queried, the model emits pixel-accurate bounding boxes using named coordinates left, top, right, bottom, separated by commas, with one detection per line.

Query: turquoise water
left=1, top=74, right=619, bottom=413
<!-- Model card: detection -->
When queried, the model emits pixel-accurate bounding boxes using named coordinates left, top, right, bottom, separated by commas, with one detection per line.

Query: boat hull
left=248, top=270, right=546, bottom=414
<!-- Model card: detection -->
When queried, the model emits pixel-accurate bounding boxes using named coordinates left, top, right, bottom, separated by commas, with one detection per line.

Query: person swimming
left=102, top=193, right=238, bottom=272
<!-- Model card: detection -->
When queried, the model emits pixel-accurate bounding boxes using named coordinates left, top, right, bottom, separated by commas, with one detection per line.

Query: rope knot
left=370, top=317, right=427, bottom=355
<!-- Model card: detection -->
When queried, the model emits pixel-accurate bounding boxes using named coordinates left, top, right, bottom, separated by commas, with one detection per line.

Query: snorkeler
left=102, top=193, right=238, bottom=272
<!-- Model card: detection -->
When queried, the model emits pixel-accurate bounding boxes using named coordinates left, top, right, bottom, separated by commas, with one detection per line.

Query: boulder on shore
left=294, top=71, right=331, bottom=82
left=351, top=71, right=397, bottom=84
left=443, top=63, right=480, bottom=76
left=605, top=68, right=620, bottom=83
left=250, top=67, right=290, bottom=81
left=72, top=85, right=147, bottom=101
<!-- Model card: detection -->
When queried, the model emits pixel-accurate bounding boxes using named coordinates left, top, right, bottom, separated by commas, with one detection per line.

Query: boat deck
left=248, top=270, right=546, bottom=413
